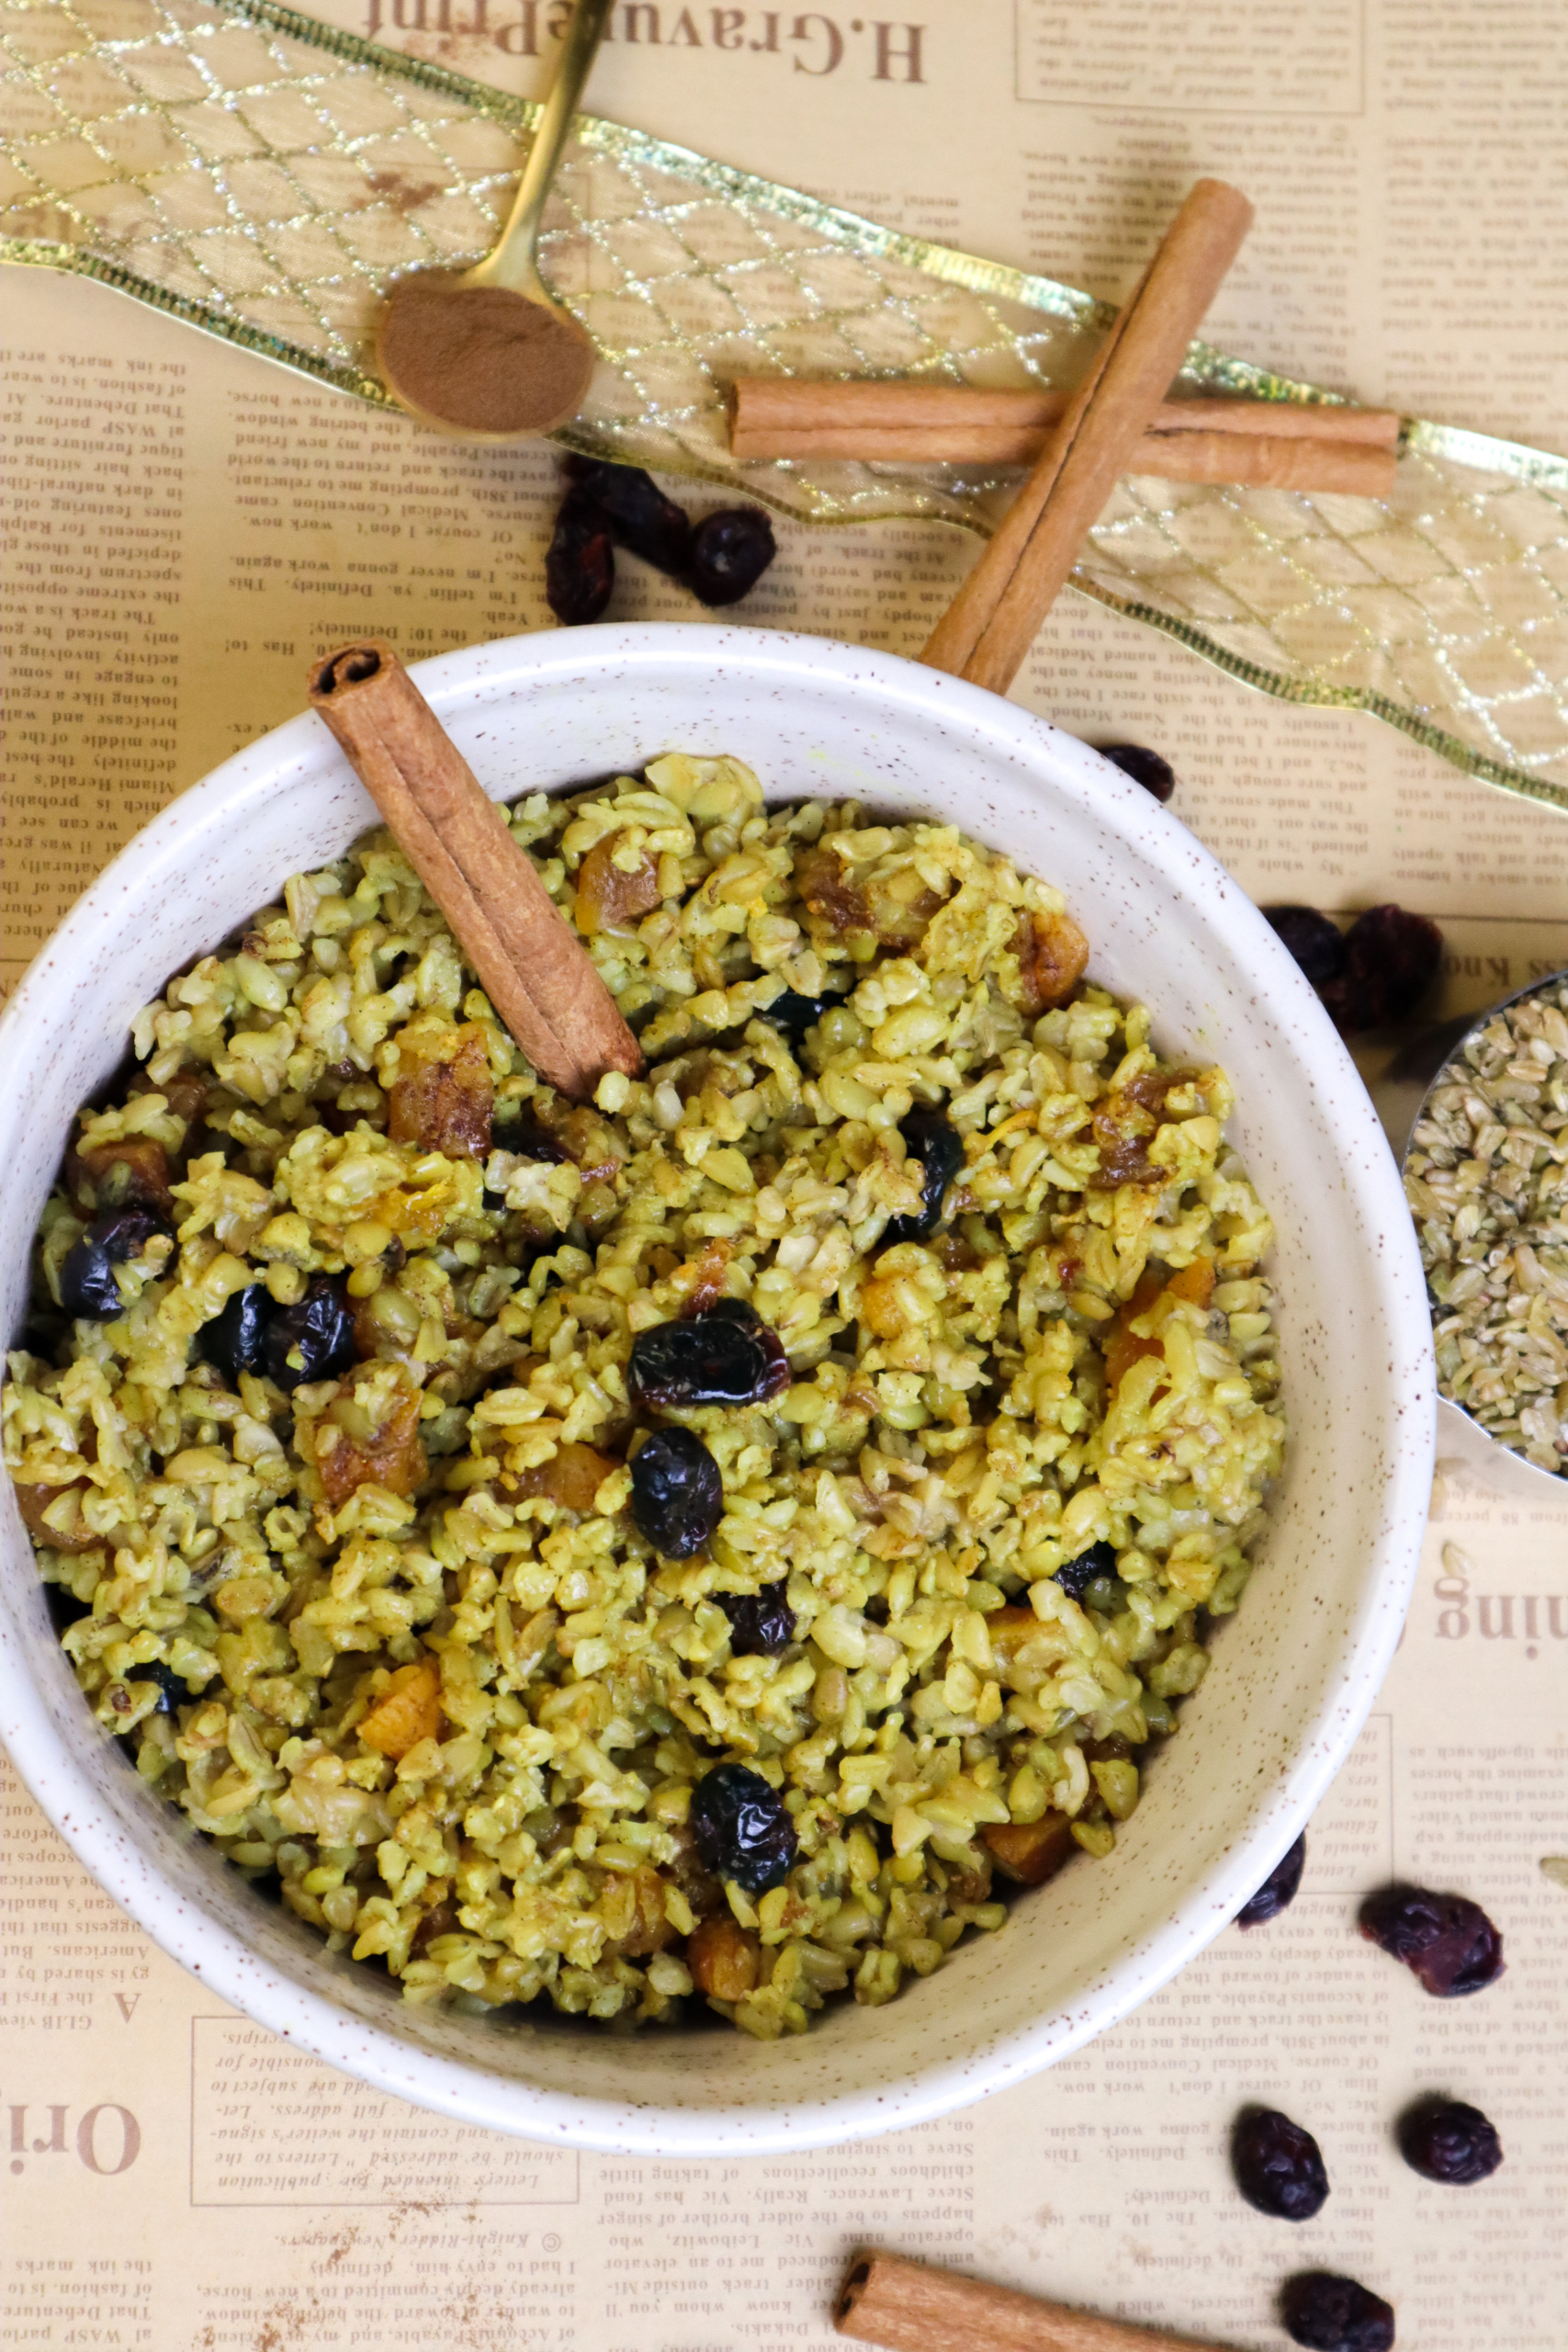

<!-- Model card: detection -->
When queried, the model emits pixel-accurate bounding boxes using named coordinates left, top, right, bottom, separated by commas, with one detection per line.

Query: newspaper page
left=4, top=2, right=1568, bottom=2346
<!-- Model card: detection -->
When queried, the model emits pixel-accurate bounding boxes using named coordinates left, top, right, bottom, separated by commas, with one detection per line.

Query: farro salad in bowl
left=0, top=628, right=1433, bottom=2152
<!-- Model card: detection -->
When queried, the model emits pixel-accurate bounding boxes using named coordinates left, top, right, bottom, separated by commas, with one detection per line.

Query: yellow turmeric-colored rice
left=5, top=756, right=1282, bottom=2036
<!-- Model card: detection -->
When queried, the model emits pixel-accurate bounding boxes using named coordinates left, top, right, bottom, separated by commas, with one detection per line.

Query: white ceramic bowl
left=0, top=625, right=1434, bottom=2154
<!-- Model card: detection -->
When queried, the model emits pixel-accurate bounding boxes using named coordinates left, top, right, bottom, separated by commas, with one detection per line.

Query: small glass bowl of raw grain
left=1403, top=970, right=1568, bottom=1484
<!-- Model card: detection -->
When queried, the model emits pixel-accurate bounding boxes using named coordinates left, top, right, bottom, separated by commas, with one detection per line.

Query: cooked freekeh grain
left=5, top=757, right=1282, bottom=2036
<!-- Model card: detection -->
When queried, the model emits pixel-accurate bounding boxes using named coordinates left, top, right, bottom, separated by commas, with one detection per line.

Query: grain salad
left=6, top=757, right=1284, bottom=2037
left=1404, top=973, right=1568, bottom=1479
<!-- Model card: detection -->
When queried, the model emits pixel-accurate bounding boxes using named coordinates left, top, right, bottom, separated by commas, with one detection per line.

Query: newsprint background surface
left=4, top=3, right=1568, bottom=2346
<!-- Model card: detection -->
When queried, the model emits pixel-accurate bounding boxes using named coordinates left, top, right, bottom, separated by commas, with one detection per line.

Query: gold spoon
left=378, top=0, right=612, bottom=441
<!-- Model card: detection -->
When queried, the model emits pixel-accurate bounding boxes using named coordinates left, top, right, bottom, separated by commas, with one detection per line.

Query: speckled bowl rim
left=0, top=624, right=1435, bottom=2154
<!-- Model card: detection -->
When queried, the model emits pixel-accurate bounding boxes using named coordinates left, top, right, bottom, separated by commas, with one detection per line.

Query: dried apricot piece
left=357, top=1657, right=444, bottom=1758
left=983, top=1813, right=1075, bottom=1885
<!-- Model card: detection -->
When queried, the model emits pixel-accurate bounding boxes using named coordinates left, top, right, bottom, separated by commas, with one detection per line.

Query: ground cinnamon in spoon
left=378, top=277, right=594, bottom=436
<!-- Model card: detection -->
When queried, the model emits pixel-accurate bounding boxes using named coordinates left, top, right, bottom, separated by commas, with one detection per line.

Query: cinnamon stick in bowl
left=309, top=640, right=642, bottom=1099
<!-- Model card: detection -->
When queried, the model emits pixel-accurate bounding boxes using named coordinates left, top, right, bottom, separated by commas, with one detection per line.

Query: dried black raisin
left=59, top=1209, right=172, bottom=1320
left=545, top=487, right=615, bottom=626
left=1280, top=2272, right=1394, bottom=2352
left=1055, top=1541, right=1117, bottom=1601
left=126, top=1661, right=186, bottom=1714
left=198, top=1283, right=272, bottom=1383
left=1318, top=904, right=1442, bottom=1035
left=885, top=1107, right=964, bottom=1244
left=716, top=1578, right=795, bottom=1657
left=690, top=1762, right=798, bottom=1894
left=1237, top=1831, right=1307, bottom=1928
left=264, top=1276, right=355, bottom=1392
left=1264, top=906, right=1348, bottom=989
left=687, top=507, right=776, bottom=606
left=1232, top=2108, right=1329, bottom=2220
left=628, top=1306, right=789, bottom=1411
left=1100, top=742, right=1177, bottom=803
left=566, top=457, right=691, bottom=574
left=1397, top=2097, right=1503, bottom=2183
left=1358, top=1883, right=1505, bottom=1996
left=629, top=1428, right=724, bottom=1558
left=760, top=988, right=835, bottom=1041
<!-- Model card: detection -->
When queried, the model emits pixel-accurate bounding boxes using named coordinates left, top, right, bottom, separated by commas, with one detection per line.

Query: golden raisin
left=502, top=1442, right=617, bottom=1513
left=686, top=1914, right=761, bottom=1999
left=576, top=833, right=662, bottom=935
left=357, top=1657, right=444, bottom=1758
left=12, top=1478, right=100, bottom=1552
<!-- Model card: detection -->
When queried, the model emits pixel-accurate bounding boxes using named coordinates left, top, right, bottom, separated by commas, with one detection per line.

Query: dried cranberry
left=1055, top=1541, right=1117, bottom=1601
left=628, top=1305, right=789, bottom=1411
left=1265, top=905, right=1347, bottom=989
left=1358, top=1883, right=1505, bottom=1996
left=687, top=507, right=776, bottom=606
left=1397, top=2097, right=1504, bottom=2183
left=545, top=488, right=615, bottom=626
left=59, top=1209, right=173, bottom=1320
left=1318, top=904, right=1442, bottom=1035
left=1232, top=2108, right=1329, bottom=2220
left=885, top=1107, right=964, bottom=1244
left=1100, top=743, right=1176, bottom=803
left=566, top=457, right=691, bottom=574
left=198, top=1283, right=272, bottom=1382
left=264, top=1275, right=355, bottom=1392
left=716, top=1578, right=795, bottom=1657
left=1280, top=2272, right=1394, bottom=2352
left=761, top=988, right=835, bottom=1041
left=629, top=1428, right=724, bottom=1557
left=1237, top=1831, right=1306, bottom=1928
left=690, top=1762, right=798, bottom=1894
left=126, top=1661, right=186, bottom=1714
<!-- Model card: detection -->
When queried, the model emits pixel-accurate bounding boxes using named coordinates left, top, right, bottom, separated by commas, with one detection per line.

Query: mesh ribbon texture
left=4, top=0, right=1568, bottom=811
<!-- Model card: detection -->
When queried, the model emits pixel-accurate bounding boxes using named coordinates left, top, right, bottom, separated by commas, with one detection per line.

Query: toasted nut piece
left=357, top=1657, right=444, bottom=1758
left=983, top=1812, right=1075, bottom=1885
left=319, top=1379, right=426, bottom=1509
left=687, top=1914, right=761, bottom=2000
left=12, top=1478, right=100, bottom=1552
left=69, top=1136, right=173, bottom=1218
left=1013, top=909, right=1089, bottom=1015
left=388, top=1022, right=493, bottom=1159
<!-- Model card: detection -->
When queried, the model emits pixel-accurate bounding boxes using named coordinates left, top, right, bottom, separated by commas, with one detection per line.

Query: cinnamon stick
left=729, top=399, right=1393, bottom=491
left=834, top=2250, right=1227, bottom=2352
left=729, top=377, right=1400, bottom=461
left=308, top=639, right=642, bottom=1099
left=919, top=179, right=1256, bottom=695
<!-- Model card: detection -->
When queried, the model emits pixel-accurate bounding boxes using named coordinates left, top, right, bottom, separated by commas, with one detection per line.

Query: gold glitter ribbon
left=4, top=0, right=1568, bottom=813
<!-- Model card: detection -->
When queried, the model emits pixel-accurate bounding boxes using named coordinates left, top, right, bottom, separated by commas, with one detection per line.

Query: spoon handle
left=477, top=0, right=615, bottom=296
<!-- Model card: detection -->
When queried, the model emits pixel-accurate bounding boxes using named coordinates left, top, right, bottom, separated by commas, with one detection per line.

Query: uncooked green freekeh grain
left=5, top=756, right=1283, bottom=2037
